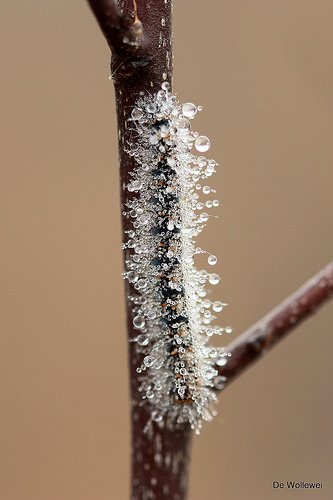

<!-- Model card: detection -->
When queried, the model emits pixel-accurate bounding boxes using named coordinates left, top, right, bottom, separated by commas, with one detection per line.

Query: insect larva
left=123, top=82, right=230, bottom=434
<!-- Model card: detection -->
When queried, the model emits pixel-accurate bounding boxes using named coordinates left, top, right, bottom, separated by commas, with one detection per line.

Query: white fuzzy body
left=123, top=83, right=230, bottom=433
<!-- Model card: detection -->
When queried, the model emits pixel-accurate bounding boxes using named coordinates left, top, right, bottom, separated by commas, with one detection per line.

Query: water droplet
left=216, top=357, right=227, bottom=367
left=182, top=102, right=197, bottom=118
left=133, top=316, right=145, bottom=329
left=144, top=356, right=155, bottom=367
left=146, top=103, right=157, bottom=113
left=208, top=255, right=218, bottom=266
left=131, top=107, right=143, bottom=120
left=212, top=301, right=223, bottom=312
left=178, top=118, right=191, bottom=135
left=214, top=376, right=226, bottom=390
left=197, top=156, right=207, bottom=168
left=161, top=81, right=170, bottom=91
left=138, top=214, right=149, bottom=225
left=225, top=326, right=233, bottom=334
left=137, top=334, right=149, bottom=346
left=212, top=199, right=219, bottom=207
left=209, top=274, right=220, bottom=285
left=128, top=271, right=138, bottom=283
left=128, top=180, right=142, bottom=192
left=195, top=136, right=211, bottom=152
left=203, top=186, right=210, bottom=194
left=157, top=90, right=165, bottom=99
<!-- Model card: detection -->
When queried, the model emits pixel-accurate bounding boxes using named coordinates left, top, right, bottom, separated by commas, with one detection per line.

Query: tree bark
left=89, top=1, right=192, bottom=499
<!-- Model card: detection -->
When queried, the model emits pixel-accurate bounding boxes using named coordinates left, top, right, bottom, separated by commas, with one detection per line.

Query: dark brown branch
left=219, top=261, right=333, bottom=386
left=87, top=0, right=142, bottom=54
left=87, top=1, right=180, bottom=499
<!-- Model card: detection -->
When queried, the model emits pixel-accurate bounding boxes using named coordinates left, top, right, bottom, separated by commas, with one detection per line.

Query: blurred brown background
left=1, top=1, right=332, bottom=499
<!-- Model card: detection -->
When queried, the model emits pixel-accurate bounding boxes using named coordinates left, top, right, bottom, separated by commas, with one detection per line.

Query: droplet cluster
left=123, top=83, right=231, bottom=433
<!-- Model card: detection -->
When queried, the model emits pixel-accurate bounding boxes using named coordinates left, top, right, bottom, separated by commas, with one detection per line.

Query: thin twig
left=219, top=261, right=333, bottom=386
left=87, top=0, right=142, bottom=54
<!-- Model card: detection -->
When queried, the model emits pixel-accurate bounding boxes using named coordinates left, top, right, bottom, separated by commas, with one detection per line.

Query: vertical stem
left=112, top=1, right=192, bottom=498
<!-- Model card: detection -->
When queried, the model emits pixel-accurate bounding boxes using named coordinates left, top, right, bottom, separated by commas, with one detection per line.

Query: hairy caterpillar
left=123, top=82, right=231, bottom=434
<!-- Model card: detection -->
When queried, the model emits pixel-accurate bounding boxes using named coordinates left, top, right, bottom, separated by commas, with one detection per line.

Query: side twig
left=219, top=262, right=333, bottom=386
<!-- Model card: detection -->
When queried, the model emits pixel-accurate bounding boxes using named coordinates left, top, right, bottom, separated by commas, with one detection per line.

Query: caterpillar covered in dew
left=122, top=82, right=231, bottom=434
